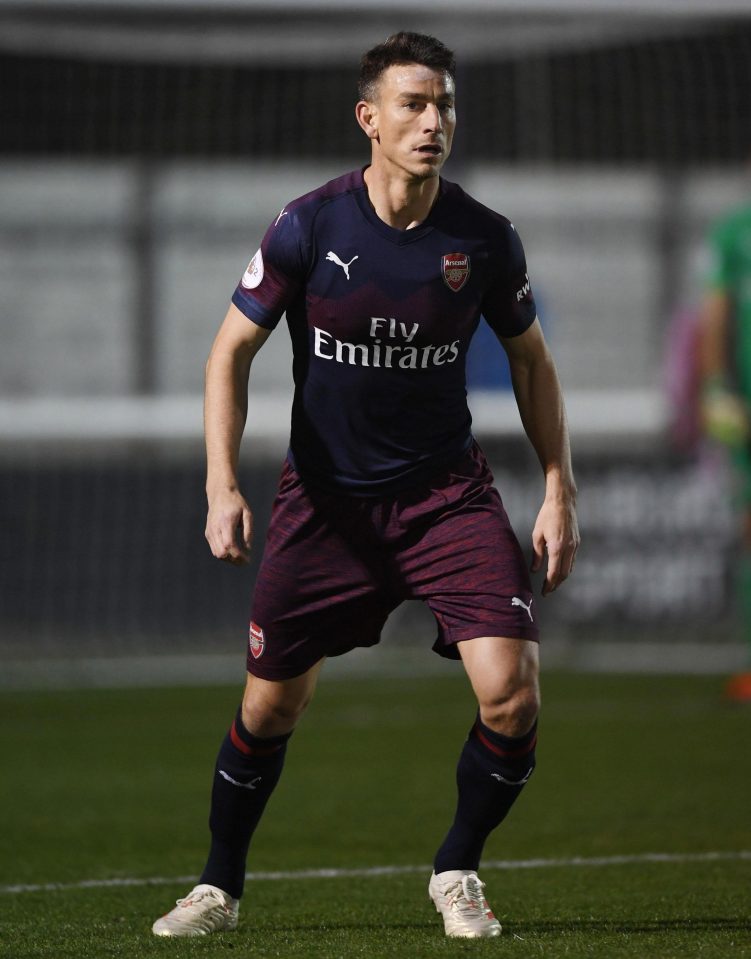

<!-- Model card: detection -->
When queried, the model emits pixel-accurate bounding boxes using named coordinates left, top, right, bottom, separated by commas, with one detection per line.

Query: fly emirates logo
left=314, top=318, right=460, bottom=370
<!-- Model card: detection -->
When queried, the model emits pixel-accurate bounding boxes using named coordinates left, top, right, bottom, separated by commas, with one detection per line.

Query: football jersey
left=706, top=203, right=751, bottom=399
left=232, top=168, right=537, bottom=493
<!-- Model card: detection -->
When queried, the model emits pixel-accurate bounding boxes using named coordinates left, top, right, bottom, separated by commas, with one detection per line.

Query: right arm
left=698, top=289, right=748, bottom=447
left=698, top=288, right=732, bottom=383
left=204, top=302, right=272, bottom=565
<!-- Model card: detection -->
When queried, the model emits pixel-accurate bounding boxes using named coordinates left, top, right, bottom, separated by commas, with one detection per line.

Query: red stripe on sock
left=230, top=721, right=285, bottom=757
left=473, top=724, right=537, bottom=759
left=230, top=722, right=253, bottom=755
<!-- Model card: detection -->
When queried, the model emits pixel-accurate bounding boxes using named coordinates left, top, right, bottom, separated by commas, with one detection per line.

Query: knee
left=241, top=683, right=314, bottom=738
left=478, top=679, right=540, bottom=738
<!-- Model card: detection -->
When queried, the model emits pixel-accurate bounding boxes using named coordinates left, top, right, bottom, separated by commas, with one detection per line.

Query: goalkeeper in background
left=699, top=194, right=751, bottom=701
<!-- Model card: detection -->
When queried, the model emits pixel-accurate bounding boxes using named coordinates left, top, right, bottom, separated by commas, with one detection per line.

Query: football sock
left=199, top=706, right=291, bottom=899
left=433, top=714, right=537, bottom=874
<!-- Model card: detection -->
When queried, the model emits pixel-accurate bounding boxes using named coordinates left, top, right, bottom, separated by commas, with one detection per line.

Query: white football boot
left=429, top=870, right=502, bottom=938
left=152, top=883, right=239, bottom=937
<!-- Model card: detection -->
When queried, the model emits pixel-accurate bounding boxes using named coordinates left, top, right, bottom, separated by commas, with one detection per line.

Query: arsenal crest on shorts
left=248, top=621, right=266, bottom=660
left=442, top=252, right=470, bottom=292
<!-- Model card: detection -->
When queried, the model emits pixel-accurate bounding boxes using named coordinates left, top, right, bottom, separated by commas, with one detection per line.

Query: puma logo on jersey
left=511, top=596, right=534, bottom=621
left=326, top=251, right=358, bottom=280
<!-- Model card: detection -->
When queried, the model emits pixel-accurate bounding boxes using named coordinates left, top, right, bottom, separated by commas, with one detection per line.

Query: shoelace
left=175, top=888, right=224, bottom=910
left=446, top=875, right=489, bottom=917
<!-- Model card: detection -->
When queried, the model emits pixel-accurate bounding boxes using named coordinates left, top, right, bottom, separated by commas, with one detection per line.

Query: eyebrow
left=397, top=92, right=455, bottom=102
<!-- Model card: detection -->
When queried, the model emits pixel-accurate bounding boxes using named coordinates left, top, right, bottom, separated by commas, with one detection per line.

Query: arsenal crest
left=248, top=621, right=266, bottom=660
left=442, top=252, right=470, bottom=292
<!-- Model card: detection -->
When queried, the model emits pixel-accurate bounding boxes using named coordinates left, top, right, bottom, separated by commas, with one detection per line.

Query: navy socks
left=433, top=715, right=537, bottom=874
left=199, top=707, right=291, bottom=899
left=199, top=708, right=534, bottom=894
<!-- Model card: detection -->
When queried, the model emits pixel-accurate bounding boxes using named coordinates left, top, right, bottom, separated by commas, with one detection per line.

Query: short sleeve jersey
left=232, top=168, right=537, bottom=494
left=706, top=203, right=751, bottom=398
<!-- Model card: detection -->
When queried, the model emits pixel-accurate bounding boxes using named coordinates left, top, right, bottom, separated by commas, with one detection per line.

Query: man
left=153, top=31, right=579, bottom=939
left=699, top=192, right=751, bottom=701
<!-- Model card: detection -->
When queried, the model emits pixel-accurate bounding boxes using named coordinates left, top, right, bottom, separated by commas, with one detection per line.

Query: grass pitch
left=1, top=670, right=750, bottom=957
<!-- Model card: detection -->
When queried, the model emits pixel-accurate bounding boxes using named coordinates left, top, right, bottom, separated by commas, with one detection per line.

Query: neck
left=363, top=164, right=440, bottom=230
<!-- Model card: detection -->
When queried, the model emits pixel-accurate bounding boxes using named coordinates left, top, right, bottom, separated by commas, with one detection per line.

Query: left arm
left=500, top=318, right=580, bottom=595
left=697, top=288, right=749, bottom=447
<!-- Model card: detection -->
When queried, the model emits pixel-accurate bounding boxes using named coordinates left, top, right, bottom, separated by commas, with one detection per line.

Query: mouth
left=415, top=143, right=443, bottom=157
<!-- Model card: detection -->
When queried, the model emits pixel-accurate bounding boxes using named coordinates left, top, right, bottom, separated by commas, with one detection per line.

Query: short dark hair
left=358, top=32, right=456, bottom=102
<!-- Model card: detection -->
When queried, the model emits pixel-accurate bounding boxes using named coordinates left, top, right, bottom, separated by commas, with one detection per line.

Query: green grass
left=1, top=671, right=750, bottom=957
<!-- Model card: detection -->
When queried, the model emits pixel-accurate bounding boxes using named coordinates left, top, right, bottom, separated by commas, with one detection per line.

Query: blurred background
left=2, top=0, right=750, bottom=687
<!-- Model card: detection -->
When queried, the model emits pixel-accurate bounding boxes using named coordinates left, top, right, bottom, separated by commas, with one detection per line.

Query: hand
left=205, top=488, right=254, bottom=565
left=701, top=385, right=749, bottom=449
left=531, top=494, right=580, bottom=596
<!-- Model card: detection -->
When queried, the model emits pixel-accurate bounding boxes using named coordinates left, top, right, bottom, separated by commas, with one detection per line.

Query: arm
left=204, top=302, right=272, bottom=565
left=698, top=289, right=748, bottom=446
left=698, top=289, right=732, bottom=382
left=500, top=318, right=580, bottom=595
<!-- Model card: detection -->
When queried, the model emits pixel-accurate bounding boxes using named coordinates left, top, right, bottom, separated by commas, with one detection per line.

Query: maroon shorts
left=246, top=442, right=539, bottom=680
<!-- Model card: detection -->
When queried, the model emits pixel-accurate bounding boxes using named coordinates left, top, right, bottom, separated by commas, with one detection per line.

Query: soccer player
left=699, top=192, right=751, bottom=701
left=152, top=31, right=579, bottom=939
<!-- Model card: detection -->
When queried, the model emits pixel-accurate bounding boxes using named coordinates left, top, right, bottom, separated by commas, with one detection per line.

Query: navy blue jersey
left=232, top=168, right=537, bottom=494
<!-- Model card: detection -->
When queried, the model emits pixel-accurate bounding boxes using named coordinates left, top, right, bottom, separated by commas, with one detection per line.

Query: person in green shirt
left=700, top=200, right=751, bottom=701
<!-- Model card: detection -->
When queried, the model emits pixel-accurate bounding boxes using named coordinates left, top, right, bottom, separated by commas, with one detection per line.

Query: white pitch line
left=2, top=851, right=749, bottom=896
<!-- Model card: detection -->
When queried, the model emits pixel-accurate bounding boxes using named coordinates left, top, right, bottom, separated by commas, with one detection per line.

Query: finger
left=548, top=538, right=579, bottom=592
left=542, top=544, right=563, bottom=596
left=205, top=524, right=225, bottom=560
left=563, top=532, right=580, bottom=575
left=219, top=534, right=249, bottom=565
left=217, top=535, right=249, bottom=565
left=224, top=515, right=251, bottom=563
left=207, top=519, right=248, bottom=564
left=222, top=550, right=249, bottom=566
left=542, top=541, right=571, bottom=596
left=530, top=528, right=545, bottom=573
left=208, top=527, right=236, bottom=561
left=242, top=509, right=254, bottom=552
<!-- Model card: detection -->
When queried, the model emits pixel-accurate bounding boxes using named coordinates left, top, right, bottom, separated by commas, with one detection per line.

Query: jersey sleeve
left=480, top=221, right=538, bottom=338
left=231, top=208, right=310, bottom=329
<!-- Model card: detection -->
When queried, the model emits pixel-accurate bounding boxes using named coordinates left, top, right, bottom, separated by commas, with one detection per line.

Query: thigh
left=241, top=660, right=324, bottom=737
left=459, top=635, right=539, bottom=705
left=248, top=463, right=398, bottom=681
left=460, top=635, right=540, bottom=736
left=394, top=444, right=539, bottom=657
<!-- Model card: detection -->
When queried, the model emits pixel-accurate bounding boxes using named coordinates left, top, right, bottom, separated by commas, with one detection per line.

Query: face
left=360, top=63, right=456, bottom=180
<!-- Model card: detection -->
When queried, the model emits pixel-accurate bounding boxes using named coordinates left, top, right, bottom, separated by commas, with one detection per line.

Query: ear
left=355, top=100, right=379, bottom=140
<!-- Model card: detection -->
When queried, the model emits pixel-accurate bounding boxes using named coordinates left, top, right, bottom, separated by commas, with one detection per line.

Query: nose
left=424, top=103, right=443, bottom=132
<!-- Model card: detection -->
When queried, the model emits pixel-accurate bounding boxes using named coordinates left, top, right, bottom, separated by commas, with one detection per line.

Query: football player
left=153, top=31, right=578, bottom=940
